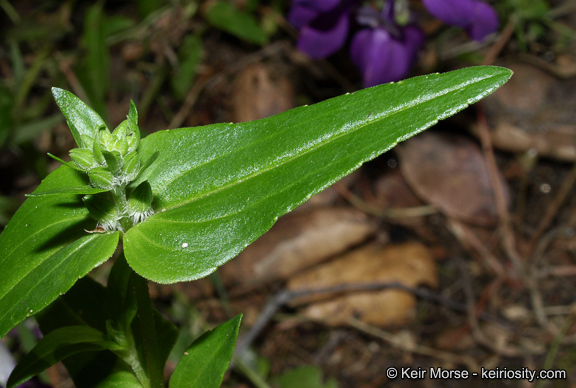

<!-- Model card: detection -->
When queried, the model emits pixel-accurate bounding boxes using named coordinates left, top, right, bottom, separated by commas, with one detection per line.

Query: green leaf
left=81, top=2, right=110, bottom=119
left=169, top=314, right=242, bottom=388
left=52, top=87, right=106, bottom=148
left=205, top=1, right=268, bottom=45
left=124, top=66, right=512, bottom=283
left=36, top=276, right=157, bottom=388
left=37, top=276, right=109, bottom=333
left=0, top=166, right=120, bottom=339
left=26, top=186, right=109, bottom=197
left=6, top=325, right=116, bottom=388
left=171, top=34, right=203, bottom=100
left=11, top=113, right=64, bottom=145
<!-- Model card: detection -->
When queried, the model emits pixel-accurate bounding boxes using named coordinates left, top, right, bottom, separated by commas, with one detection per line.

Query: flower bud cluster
left=68, top=112, right=153, bottom=232
left=70, top=119, right=141, bottom=188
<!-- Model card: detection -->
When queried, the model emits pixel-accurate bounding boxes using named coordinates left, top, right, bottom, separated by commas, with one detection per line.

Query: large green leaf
left=0, top=166, right=120, bottom=339
left=169, top=314, right=242, bottom=388
left=124, top=66, right=512, bottom=283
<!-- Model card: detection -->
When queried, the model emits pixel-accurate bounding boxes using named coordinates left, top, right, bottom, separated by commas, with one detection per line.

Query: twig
left=333, top=182, right=437, bottom=219
left=457, top=257, right=521, bottom=357
left=529, top=161, right=576, bottom=254
left=482, top=18, right=516, bottom=66
left=232, top=281, right=511, bottom=365
left=347, top=318, right=480, bottom=370
left=447, top=220, right=506, bottom=277
left=476, top=105, right=526, bottom=278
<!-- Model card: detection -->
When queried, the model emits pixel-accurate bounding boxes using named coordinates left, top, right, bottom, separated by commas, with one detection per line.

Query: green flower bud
left=92, top=129, right=106, bottom=165
left=129, top=181, right=152, bottom=212
left=112, top=120, right=129, bottom=155
left=128, top=181, right=153, bottom=224
left=126, top=124, right=141, bottom=154
left=69, top=148, right=96, bottom=170
left=80, top=135, right=94, bottom=149
left=83, top=193, right=119, bottom=231
left=88, top=167, right=114, bottom=190
left=122, top=151, right=140, bottom=182
left=102, top=150, right=122, bottom=174
left=98, top=126, right=114, bottom=151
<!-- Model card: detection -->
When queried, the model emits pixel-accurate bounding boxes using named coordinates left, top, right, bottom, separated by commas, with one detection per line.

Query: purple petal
left=423, top=0, right=475, bottom=27
left=423, top=0, right=498, bottom=40
left=466, top=1, right=499, bottom=40
left=292, top=0, right=341, bottom=13
left=288, top=0, right=341, bottom=28
left=351, top=28, right=412, bottom=87
left=403, top=25, right=426, bottom=57
left=297, top=8, right=350, bottom=58
left=289, top=5, right=321, bottom=29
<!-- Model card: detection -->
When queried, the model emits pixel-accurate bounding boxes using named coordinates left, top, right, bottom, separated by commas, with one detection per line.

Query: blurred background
left=1, top=0, right=576, bottom=386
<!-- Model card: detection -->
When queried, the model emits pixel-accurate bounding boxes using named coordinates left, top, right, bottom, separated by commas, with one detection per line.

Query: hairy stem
left=111, top=183, right=132, bottom=231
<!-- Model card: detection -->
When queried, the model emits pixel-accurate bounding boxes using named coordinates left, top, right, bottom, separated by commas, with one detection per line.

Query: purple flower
left=288, top=0, right=353, bottom=59
left=351, top=5, right=424, bottom=86
left=289, top=0, right=424, bottom=86
left=422, top=0, right=498, bottom=41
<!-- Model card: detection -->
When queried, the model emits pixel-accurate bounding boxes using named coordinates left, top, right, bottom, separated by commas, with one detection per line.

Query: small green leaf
left=169, top=314, right=242, bottom=388
left=7, top=326, right=116, bottom=388
left=0, top=166, right=120, bottom=339
left=102, top=150, right=122, bottom=174
left=69, top=148, right=96, bottom=170
left=124, top=66, right=512, bottom=283
left=205, top=1, right=268, bottom=45
left=122, top=151, right=141, bottom=180
left=52, top=87, right=106, bottom=148
left=128, top=181, right=152, bottom=215
left=88, top=166, right=114, bottom=189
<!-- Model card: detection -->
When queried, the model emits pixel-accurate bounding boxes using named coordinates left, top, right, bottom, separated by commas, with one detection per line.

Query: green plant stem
left=133, top=272, right=164, bottom=388
left=111, top=183, right=132, bottom=231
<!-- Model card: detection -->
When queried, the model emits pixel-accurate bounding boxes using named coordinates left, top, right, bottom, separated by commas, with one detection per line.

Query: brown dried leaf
left=232, top=63, right=294, bottom=123
left=220, top=207, right=377, bottom=287
left=481, top=62, right=576, bottom=161
left=396, top=131, right=508, bottom=225
left=287, top=242, right=438, bottom=326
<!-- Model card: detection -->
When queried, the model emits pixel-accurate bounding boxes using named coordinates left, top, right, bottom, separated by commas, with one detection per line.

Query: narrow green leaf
left=169, top=314, right=242, bottom=388
left=124, top=66, right=512, bottom=283
left=171, top=34, right=203, bottom=100
left=0, top=166, right=120, bottom=339
left=205, top=1, right=268, bottom=45
left=82, top=3, right=110, bottom=119
left=7, top=326, right=115, bottom=388
left=11, top=113, right=64, bottom=145
left=52, top=87, right=106, bottom=148
left=47, top=152, right=83, bottom=171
